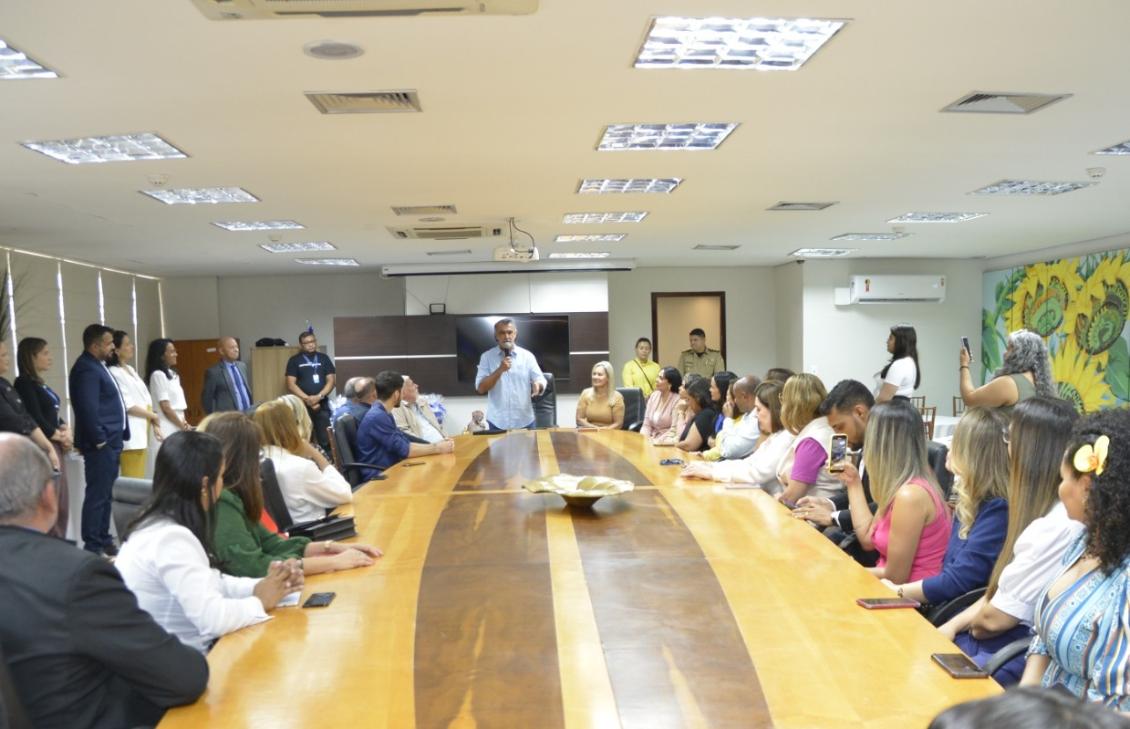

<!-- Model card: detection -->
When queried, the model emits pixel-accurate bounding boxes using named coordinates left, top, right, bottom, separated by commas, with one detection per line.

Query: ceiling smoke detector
left=303, top=40, right=364, bottom=60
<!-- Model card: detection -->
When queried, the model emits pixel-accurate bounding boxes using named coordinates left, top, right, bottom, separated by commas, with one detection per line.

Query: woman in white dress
left=109, top=331, right=163, bottom=478
left=146, top=338, right=192, bottom=444
left=875, top=324, right=920, bottom=403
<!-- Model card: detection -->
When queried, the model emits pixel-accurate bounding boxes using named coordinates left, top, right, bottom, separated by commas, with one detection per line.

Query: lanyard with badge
left=303, top=353, right=322, bottom=385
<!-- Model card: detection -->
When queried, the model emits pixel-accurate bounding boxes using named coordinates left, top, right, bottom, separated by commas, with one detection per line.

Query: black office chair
left=925, top=587, right=986, bottom=626
left=0, top=640, right=32, bottom=729
left=928, top=440, right=954, bottom=502
left=259, top=459, right=295, bottom=531
left=532, top=373, right=557, bottom=428
left=984, top=635, right=1034, bottom=679
left=617, top=386, right=644, bottom=431
left=110, top=477, right=152, bottom=538
left=332, top=414, right=387, bottom=490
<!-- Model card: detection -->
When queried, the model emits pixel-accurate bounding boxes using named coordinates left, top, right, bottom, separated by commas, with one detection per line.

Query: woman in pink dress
left=834, top=398, right=951, bottom=584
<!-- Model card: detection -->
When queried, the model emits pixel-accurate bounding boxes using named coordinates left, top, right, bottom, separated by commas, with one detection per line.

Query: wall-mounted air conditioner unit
left=191, top=0, right=537, bottom=20
left=848, top=275, right=946, bottom=304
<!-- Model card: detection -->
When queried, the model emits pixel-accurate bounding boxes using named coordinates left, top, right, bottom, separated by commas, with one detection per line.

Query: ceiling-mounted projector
left=493, top=245, right=539, bottom=262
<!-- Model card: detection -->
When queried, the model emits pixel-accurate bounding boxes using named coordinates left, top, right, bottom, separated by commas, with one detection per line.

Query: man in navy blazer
left=200, top=336, right=253, bottom=414
left=69, top=324, right=129, bottom=555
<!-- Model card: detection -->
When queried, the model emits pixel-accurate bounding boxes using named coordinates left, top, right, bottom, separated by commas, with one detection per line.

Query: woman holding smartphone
left=833, top=399, right=951, bottom=584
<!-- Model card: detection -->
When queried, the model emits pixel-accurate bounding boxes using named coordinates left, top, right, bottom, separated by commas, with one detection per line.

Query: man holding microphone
left=475, top=318, right=547, bottom=430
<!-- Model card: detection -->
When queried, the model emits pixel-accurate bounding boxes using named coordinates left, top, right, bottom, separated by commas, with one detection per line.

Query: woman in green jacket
left=201, top=412, right=381, bottom=578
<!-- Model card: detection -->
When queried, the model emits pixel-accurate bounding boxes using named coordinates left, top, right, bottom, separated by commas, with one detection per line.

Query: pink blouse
left=871, top=476, right=952, bottom=582
left=640, top=391, right=679, bottom=438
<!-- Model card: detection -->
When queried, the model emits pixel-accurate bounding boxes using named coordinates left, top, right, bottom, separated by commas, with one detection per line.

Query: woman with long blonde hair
left=887, top=407, right=1010, bottom=604
left=835, top=399, right=951, bottom=584
left=575, top=360, right=624, bottom=429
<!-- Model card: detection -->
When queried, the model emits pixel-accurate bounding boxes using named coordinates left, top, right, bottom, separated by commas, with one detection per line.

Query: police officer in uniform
left=678, top=328, right=726, bottom=378
left=285, top=330, right=336, bottom=451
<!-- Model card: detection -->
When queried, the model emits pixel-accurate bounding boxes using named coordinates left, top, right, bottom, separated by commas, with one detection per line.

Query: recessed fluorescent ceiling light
left=970, top=179, right=1096, bottom=196
left=635, top=16, right=845, bottom=70
left=426, top=249, right=472, bottom=256
left=942, top=92, right=1070, bottom=115
left=1094, top=139, right=1130, bottom=156
left=768, top=201, right=836, bottom=211
left=259, top=241, right=337, bottom=254
left=578, top=178, right=682, bottom=194
left=548, top=252, right=611, bottom=259
left=694, top=244, right=740, bottom=250
left=831, top=232, right=910, bottom=241
left=888, top=212, right=987, bottom=223
left=0, top=39, right=58, bottom=79
left=214, top=220, right=304, bottom=231
left=597, top=123, right=738, bottom=151
left=142, top=187, right=258, bottom=205
left=554, top=234, right=626, bottom=243
left=23, top=132, right=186, bottom=164
left=791, top=248, right=856, bottom=258
left=562, top=212, right=647, bottom=224
left=294, top=258, right=359, bottom=266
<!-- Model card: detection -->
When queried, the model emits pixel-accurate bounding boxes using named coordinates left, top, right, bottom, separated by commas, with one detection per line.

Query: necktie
left=229, top=363, right=251, bottom=410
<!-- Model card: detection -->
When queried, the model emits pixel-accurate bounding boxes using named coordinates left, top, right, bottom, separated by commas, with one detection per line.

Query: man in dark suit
left=201, top=336, right=253, bottom=414
left=68, top=324, right=128, bottom=555
left=0, top=433, right=207, bottom=729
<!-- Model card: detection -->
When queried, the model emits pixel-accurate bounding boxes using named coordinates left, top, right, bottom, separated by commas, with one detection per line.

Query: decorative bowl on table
left=522, top=474, right=635, bottom=508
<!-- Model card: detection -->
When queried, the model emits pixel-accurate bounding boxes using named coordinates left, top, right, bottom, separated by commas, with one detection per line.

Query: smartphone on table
left=828, top=434, right=849, bottom=473
left=302, top=592, right=336, bottom=608
left=931, top=652, right=989, bottom=678
left=856, top=597, right=921, bottom=610
left=659, top=458, right=684, bottom=466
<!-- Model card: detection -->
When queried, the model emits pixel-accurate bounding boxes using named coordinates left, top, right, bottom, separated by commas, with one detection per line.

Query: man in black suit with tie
left=201, top=336, right=253, bottom=414
left=0, top=433, right=207, bottom=729
left=69, top=324, right=128, bottom=555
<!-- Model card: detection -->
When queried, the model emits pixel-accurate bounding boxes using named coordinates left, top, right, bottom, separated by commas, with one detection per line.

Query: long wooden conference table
left=159, top=429, right=999, bottom=729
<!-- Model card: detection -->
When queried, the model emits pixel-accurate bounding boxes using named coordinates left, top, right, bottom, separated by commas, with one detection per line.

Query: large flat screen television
left=455, top=315, right=570, bottom=384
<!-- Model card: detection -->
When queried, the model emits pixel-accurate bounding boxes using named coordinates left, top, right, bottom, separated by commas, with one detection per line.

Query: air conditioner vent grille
left=305, top=91, right=421, bottom=114
left=942, top=91, right=1071, bottom=114
left=391, top=205, right=458, bottom=216
left=388, top=225, right=503, bottom=240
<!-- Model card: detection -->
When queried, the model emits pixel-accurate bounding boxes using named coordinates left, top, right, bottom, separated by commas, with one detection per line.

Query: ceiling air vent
left=391, top=204, right=457, bottom=216
left=388, top=225, right=503, bottom=240
left=942, top=92, right=1071, bottom=114
left=306, top=91, right=421, bottom=114
left=768, top=201, right=836, bottom=211
left=191, top=0, right=538, bottom=20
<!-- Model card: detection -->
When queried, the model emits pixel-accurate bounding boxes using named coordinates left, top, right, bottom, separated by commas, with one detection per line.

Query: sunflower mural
left=983, top=249, right=1130, bottom=413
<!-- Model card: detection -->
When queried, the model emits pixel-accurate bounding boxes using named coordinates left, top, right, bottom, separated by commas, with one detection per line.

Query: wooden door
left=650, top=292, right=726, bottom=369
left=173, top=338, right=222, bottom=426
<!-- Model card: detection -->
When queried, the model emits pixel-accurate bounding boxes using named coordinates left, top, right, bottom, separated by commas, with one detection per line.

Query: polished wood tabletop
left=159, top=429, right=999, bottom=729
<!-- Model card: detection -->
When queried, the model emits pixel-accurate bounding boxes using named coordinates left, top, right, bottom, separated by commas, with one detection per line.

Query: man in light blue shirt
left=474, top=319, right=547, bottom=430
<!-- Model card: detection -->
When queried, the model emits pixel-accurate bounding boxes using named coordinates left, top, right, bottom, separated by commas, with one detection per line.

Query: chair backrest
left=333, top=414, right=368, bottom=488
left=326, top=424, right=343, bottom=469
left=921, top=405, right=937, bottom=440
left=0, top=639, right=32, bottom=729
left=952, top=396, right=966, bottom=417
left=532, top=372, right=557, bottom=428
left=926, top=440, right=954, bottom=502
left=111, top=477, right=153, bottom=539
left=616, top=387, right=644, bottom=430
left=910, top=395, right=927, bottom=410
left=259, top=458, right=294, bottom=530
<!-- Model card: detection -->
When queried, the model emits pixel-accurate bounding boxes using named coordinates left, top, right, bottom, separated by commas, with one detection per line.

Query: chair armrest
left=343, top=462, right=387, bottom=480
left=626, top=421, right=642, bottom=432
left=984, top=636, right=1033, bottom=677
left=925, top=587, right=988, bottom=627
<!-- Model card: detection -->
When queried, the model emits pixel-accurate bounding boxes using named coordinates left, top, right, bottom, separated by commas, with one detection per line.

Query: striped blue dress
left=1029, top=533, right=1130, bottom=709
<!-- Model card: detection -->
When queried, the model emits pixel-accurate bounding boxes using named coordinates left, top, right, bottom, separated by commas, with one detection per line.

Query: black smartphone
left=961, top=336, right=972, bottom=357
left=828, top=434, right=849, bottom=473
left=302, top=592, right=336, bottom=608
left=659, top=458, right=684, bottom=466
left=856, top=597, right=921, bottom=610
left=931, top=652, right=989, bottom=679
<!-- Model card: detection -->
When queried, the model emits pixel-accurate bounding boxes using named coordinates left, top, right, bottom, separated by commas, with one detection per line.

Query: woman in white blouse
left=681, top=380, right=795, bottom=493
left=875, top=324, right=920, bottom=403
left=109, top=331, right=163, bottom=478
left=115, top=431, right=301, bottom=652
left=145, top=338, right=191, bottom=439
left=253, top=399, right=352, bottom=525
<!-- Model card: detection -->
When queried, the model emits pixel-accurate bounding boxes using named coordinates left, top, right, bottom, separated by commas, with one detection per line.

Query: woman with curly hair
left=960, top=329, right=1056, bottom=412
left=1020, top=408, right=1130, bottom=710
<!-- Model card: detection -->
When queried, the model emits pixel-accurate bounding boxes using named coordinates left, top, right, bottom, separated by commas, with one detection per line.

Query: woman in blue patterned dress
left=1021, top=408, right=1130, bottom=713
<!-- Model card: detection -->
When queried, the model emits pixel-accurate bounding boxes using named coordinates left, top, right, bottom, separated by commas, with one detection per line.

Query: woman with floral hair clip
left=1020, top=408, right=1130, bottom=712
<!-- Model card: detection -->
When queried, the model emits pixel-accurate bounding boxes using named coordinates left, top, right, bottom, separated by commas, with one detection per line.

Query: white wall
left=162, top=276, right=219, bottom=340
left=608, top=266, right=777, bottom=378
left=795, top=258, right=983, bottom=410
left=773, top=262, right=804, bottom=372
left=405, top=272, right=608, bottom=315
